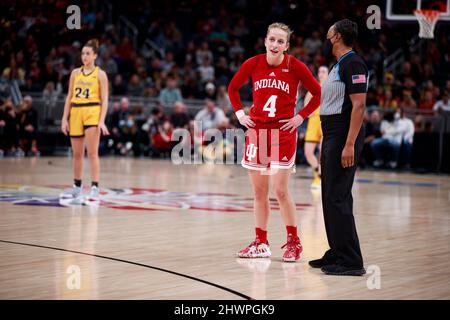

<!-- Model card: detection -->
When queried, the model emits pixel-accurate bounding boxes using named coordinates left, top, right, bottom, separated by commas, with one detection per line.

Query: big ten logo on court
left=66, top=5, right=81, bottom=30
left=366, top=265, right=381, bottom=290
left=366, top=5, right=381, bottom=30
left=66, top=265, right=81, bottom=290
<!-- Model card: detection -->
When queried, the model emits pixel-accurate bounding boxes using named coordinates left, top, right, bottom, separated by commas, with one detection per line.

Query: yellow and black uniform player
left=304, top=107, right=322, bottom=143
left=303, top=65, right=328, bottom=189
left=60, top=38, right=109, bottom=200
left=69, top=66, right=102, bottom=137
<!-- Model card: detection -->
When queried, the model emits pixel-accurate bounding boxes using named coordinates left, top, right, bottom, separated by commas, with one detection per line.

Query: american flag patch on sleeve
left=352, top=74, right=366, bottom=84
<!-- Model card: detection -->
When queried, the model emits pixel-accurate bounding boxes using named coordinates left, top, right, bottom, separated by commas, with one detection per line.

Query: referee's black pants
left=320, top=114, right=365, bottom=268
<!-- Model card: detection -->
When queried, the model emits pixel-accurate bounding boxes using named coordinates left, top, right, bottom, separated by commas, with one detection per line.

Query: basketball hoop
left=414, top=9, right=441, bottom=39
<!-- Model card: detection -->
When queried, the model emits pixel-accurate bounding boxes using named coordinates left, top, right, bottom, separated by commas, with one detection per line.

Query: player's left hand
left=279, top=115, right=304, bottom=133
left=341, top=143, right=355, bottom=168
left=99, top=122, right=110, bottom=136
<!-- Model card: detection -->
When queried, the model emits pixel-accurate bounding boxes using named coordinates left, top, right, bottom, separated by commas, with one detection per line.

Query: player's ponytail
left=84, top=39, right=99, bottom=54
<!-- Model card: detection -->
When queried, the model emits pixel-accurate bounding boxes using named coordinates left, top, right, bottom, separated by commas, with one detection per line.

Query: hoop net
left=414, top=9, right=441, bottom=39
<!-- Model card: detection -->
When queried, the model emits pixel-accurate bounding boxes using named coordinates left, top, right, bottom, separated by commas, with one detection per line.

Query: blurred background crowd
left=0, top=0, right=449, bottom=172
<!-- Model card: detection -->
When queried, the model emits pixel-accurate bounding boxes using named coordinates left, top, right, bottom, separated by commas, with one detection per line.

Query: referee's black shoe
left=308, top=258, right=335, bottom=268
left=321, top=264, right=366, bottom=276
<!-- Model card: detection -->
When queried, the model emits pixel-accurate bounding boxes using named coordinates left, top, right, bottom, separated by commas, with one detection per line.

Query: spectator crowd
left=0, top=0, right=449, bottom=169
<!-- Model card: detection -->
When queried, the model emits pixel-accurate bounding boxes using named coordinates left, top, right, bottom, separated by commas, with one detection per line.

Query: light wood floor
left=0, top=157, right=449, bottom=299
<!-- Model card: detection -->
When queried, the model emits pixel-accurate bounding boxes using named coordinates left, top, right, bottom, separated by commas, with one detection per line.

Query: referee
left=309, top=19, right=367, bottom=276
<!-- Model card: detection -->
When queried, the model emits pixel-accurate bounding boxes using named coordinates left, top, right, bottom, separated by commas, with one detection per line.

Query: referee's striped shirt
left=320, top=50, right=368, bottom=116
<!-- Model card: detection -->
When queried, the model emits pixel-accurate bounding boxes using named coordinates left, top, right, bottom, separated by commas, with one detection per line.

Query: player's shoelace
left=240, top=240, right=269, bottom=255
left=241, top=240, right=260, bottom=253
left=281, top=238, right=301, bottom=254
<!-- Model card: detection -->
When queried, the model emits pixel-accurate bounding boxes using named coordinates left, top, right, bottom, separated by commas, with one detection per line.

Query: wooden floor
left=0, top=157, right=449, bottom=300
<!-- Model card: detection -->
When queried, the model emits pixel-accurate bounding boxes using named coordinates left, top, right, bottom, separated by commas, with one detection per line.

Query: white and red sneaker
left=236, top=239, right=271, bottom=258
left=281, top=235, right=303, bottom=262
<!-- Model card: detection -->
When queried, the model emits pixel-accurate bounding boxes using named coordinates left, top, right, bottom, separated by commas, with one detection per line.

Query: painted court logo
left=0, top=185, right=311, bottom=212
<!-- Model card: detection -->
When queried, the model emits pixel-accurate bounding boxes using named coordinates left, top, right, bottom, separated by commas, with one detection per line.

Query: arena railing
left=18, top=94, right=450, bottom=172
left=21, top=93, right=231, bottom=128
left=118, top=15, right=138, bottom=49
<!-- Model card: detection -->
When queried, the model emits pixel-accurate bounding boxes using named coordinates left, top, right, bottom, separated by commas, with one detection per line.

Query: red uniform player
left=228, top=22, right=321, bottom=261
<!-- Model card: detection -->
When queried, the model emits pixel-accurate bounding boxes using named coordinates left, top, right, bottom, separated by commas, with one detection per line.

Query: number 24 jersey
left=70, top=66, right=101, bottom=105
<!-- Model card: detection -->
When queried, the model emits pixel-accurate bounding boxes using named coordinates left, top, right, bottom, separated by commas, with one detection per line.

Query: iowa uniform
left=69, top=66, right=102, bottom=137
left=304, top=107, right=322, bottom=143
left=228, top=54, right=321, bottom=170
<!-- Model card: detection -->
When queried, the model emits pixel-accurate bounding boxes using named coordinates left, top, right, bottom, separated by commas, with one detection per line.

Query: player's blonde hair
left=267, top=22, right=293, bottom=42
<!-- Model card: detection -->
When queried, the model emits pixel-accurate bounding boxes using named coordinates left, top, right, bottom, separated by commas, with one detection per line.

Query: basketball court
left=1, top=0, right=450, bottom=303
left=1, top=157, right=449, bottom=299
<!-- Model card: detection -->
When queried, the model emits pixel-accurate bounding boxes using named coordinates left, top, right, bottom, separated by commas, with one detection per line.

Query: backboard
left=386, top=0, right=450, bottom=21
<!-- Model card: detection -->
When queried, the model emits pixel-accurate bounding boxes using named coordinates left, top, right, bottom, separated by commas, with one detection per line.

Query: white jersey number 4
left=262, top=95, right=277, bottom=118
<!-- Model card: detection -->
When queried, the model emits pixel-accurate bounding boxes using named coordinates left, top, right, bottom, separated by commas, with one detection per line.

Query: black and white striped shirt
left=320, top=50, right=368, bottom=116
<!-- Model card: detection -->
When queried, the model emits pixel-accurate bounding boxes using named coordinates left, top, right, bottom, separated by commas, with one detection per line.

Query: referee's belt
left=71, top=102, right=101, bottom=107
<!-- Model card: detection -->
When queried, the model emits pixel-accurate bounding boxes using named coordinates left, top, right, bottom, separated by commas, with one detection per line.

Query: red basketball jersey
left=228, top=54, right=321, bottom=127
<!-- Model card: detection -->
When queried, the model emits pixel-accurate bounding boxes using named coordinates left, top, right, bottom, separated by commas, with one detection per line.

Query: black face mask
left=323, top=39, right=334, bottom=60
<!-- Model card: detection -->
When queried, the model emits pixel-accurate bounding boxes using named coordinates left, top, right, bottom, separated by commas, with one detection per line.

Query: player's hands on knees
left=280, top=114, right=304, bottom=133
left=341, top=143, right=355, bottom=168
left=99, top=122, right=110, bottom=136
left=61, top=119, right=70, bottom=136
left=235, top=110, right=255, bottom=129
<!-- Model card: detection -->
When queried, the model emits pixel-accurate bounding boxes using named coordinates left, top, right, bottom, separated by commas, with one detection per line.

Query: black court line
left=0, top=239, right=253, bottom=300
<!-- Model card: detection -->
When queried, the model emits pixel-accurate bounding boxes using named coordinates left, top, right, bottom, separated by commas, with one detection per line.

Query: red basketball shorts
left=241, top=127, right=297, bottom=171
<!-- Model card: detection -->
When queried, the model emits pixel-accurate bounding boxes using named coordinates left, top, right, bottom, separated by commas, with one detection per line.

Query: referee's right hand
left=341, top=143, right=355, bottom=168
